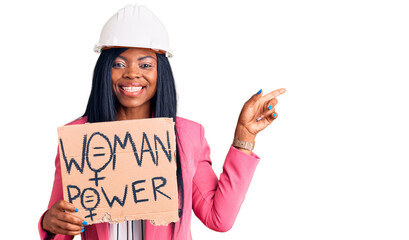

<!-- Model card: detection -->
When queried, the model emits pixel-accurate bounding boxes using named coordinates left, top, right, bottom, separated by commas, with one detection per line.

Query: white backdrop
left=0, top=0, right=408, bottom=239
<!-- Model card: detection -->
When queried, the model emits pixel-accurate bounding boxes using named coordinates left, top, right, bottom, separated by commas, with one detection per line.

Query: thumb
left=58, top=200, right=78, bottom=213
left=246, top=89, right=263, bottom=106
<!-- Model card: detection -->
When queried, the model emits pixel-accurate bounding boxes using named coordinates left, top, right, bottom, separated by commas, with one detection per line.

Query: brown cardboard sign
left=57, top=118, right=179, bottom=225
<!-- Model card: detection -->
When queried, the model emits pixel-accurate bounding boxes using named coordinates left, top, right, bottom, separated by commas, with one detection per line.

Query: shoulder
left=175, top=116, right=204, bottom=134
left=64, top=116, right=88, bottom=126
left=175, top=116, right=206, bottom=143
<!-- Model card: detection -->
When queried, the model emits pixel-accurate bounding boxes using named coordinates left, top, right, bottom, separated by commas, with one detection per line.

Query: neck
left=116, top=102, right=151, bottom=121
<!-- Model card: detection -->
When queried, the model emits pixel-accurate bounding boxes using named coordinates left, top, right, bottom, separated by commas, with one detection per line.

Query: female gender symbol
left=81, top=188, right=101, bottom=221
left=86, top=132, right=113, bottom=186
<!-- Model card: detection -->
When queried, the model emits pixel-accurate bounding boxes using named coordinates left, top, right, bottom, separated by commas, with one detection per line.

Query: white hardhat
left=94, top=4, right=173, bottom=57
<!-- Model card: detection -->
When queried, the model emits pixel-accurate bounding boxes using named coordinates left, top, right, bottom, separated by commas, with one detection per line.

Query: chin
left=117, top=99, right=152, bottom=110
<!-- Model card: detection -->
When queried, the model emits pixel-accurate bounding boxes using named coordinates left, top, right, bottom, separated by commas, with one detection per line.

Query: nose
left=123, top=65, right=141, bottom=79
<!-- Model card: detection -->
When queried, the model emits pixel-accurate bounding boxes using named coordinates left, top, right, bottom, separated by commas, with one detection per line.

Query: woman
left=38, top=4, right=285, bottom=240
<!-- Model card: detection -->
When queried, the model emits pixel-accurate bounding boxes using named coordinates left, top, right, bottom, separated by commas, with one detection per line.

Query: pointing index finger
left=260, top=88, right=286, bottom=101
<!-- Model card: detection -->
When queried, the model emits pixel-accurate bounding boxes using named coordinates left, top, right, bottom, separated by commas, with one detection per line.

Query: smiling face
left=111, top=48, right=158, bottom=119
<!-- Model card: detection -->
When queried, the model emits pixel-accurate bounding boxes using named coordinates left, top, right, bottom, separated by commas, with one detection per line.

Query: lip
left=118, top=82, right=146, bottom=97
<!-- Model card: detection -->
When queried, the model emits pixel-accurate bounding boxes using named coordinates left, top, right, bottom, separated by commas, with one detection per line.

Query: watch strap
left=232, top=138, right=255, bottom=151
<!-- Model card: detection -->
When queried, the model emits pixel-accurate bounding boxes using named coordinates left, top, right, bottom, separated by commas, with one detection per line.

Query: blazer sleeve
left=38, top=150, right=74, bottom=240
left=191, top=125, right=260, bottom=232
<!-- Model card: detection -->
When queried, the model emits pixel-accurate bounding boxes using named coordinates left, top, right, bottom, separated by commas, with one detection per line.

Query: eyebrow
left=118, top=56, right=127, bottom=61
left=117, top=55, right=156, bottom=61
left=138, top=56, right=156, bottom=61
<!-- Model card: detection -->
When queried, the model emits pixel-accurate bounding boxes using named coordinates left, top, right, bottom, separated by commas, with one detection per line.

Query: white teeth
left=122, top=86, right=143, bottom=92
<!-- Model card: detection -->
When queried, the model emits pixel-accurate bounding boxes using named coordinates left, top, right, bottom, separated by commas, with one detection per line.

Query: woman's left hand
left=234, top=88, right=286, bottom=144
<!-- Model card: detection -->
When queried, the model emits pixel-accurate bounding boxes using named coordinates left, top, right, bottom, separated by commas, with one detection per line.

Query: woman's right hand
left=42, top=200, right=86, bottom=236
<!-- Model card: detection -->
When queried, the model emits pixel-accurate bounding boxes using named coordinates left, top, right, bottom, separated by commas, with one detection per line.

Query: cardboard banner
left=57, top=118, right=179, bottom=225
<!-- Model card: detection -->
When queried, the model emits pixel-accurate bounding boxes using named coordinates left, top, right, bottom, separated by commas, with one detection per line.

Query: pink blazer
left=39, top=116, right=260, bottom=240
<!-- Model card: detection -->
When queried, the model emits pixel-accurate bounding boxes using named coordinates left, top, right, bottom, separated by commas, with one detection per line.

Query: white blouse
left=109, top=220, right=144, bottom=240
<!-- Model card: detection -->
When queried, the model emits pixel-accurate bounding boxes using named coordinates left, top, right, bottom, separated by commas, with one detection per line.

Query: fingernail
left=257, top=89, right=262, bottom=94
left=82, top=221, right=88, bottom=225
left=75, top=208, right=78, bottom=212
left=81, top=228, right=85, bottom=233
left=273, top=113, right=277, bottom=117
left=268, top=105, right=272, bottom=110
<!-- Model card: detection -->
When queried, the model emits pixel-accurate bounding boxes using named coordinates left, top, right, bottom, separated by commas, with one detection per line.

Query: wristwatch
left=232, top=138, right=255, bottom=151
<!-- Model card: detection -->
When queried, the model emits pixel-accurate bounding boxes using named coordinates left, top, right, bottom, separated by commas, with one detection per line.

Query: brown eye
left=140, top=63, right=152, bottom=69
left=113, top=62, right=125, bottom=68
